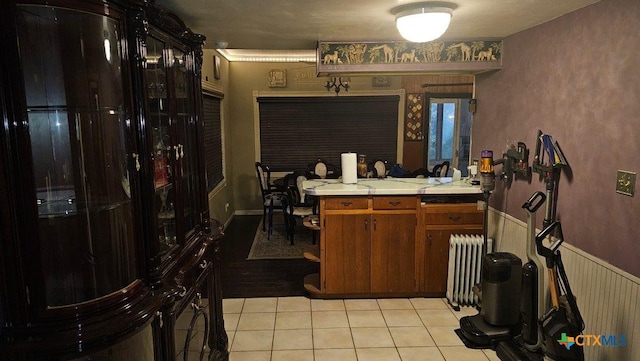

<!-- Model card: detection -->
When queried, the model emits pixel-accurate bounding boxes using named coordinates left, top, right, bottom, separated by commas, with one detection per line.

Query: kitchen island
left=302, top=177, right=484, bottom=298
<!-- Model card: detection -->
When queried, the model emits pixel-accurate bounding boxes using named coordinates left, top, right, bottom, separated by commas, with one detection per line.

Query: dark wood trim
left=0, top=1, right=225, bottom=360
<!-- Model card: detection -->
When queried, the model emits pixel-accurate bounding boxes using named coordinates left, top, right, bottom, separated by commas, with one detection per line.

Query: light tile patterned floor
left=223, top=297, right=500, bottom=361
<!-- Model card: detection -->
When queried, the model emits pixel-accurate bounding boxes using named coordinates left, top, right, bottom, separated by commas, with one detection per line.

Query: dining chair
left=431, top=161, right=451, bottom=177
left=255, top=162, right=285, bottom=239
left=411, top=167, right=432, bottom=178
left=368, top=159, right=388, bottom=178
left=307, top=158, right=338, bottom=179
left=282, top=170, right=315, bottom=245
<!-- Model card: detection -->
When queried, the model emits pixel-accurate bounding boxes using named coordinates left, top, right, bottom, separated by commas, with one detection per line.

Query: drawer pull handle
left=199, top=260, right=209, bottom=269
left=449, top=214, right=461, bottom=221
left=341, top=201, right=353, bottom=206
left=178, top=285, right=187, bottom=297
left=389, top=201, right=401, bottom=206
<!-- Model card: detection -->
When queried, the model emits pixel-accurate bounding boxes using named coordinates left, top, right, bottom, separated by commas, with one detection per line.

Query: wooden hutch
left=0, top=0, right=227, bottom=360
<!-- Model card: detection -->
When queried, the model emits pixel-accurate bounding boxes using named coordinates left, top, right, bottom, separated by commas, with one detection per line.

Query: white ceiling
left=154, top=0, right=599, bottom=52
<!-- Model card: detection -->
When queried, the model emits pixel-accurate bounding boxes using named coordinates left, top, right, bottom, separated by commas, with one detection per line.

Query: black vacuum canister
left=481, top=252, right=522, bottom=326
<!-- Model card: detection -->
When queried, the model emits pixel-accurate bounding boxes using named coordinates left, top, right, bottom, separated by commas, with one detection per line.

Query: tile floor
left=223, top=296, right=500, bottom=361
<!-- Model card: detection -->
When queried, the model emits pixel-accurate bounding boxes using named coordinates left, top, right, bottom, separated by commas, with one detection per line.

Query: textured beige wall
left=202, top=49, right=235, bottom=226
left=473, top=0, right=640, bottom=276
left=226, top=63, right=404, bottom=213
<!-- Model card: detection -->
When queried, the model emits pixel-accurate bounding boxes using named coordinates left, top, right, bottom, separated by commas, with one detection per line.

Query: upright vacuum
left=457, top=191, right=546, bottom=353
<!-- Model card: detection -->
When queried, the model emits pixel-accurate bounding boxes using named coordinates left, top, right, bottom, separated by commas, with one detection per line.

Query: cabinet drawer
left=422, top=203, right=483, bottom=225
left=325, top=197, right=368, bottom=210
left=373, top=196, right=416, bottom=210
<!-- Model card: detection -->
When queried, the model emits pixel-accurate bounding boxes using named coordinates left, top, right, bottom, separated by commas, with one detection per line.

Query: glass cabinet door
left=16, top=5, right=138, bottom=306
left=146, top=36, right=178, bottom=260
left=171, top=47, right=201, bottom=240
left=146, top=37, right=202, bottom=261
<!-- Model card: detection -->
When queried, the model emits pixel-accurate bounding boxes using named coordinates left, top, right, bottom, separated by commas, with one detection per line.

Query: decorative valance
left=317, top=40, right=502, bottom=76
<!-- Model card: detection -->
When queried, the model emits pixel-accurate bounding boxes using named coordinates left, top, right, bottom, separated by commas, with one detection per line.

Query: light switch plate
left=616, top=170, right=636, bottom=196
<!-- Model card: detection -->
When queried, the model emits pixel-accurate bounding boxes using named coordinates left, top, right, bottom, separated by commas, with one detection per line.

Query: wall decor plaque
left=268, top=69, right=287, bottom=88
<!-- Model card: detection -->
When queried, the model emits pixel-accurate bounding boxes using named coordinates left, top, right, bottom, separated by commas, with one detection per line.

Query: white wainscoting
left=488, top=208, right=639, bottom=361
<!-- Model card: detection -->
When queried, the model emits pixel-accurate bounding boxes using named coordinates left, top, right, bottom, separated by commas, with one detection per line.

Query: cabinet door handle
left=341, top=201, right=353, bottom=206
left=364, top=219, right=368, bottom=230
left=179, top=144, right=184, bottom=158
left=389, top=201, right=401, bottom=206
left=156, top=311, right=163, bottom=328
left=448, top=214, right=461, bottom=221
left=428, top=234, right=432, bottom=247
left=373, top=218, right=377, bottom=230
left=132, top=153, right=140, bottom=171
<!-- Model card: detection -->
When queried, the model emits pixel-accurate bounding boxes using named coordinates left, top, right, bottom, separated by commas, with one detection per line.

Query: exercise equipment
left=536, top=222, right=585, bottom=361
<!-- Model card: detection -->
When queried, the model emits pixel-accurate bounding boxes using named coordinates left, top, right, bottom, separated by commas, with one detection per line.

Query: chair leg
left=289, top=218, right=296, bottom=245
left=262, top=206, right=267, bottom=231
left=268, top=203, right=274, bottom=240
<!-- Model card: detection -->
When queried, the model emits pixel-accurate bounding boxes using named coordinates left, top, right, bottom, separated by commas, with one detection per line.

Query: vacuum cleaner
left=459, top=131, right=584, bottom=361
left=458, top=191, right=546, bottom=351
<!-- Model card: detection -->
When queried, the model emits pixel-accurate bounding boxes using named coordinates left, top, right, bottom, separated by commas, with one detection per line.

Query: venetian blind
left=203, top=93, right=223, bottom=191
left=257, top=95, right=399, bottom=172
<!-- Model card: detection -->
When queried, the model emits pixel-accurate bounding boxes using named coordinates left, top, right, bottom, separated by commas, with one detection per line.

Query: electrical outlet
left=616, top=170, right=636, bottom=197
left=225, top=203, right=230, bottom=212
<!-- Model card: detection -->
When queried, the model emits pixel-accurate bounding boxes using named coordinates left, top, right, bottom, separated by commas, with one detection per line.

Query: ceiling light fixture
left=392, top=2, right=454, bottom=43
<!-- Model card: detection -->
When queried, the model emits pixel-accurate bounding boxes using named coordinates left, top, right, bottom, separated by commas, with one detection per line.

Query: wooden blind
left=257, top=95, right=399, bottom=172
left=203, top=93, right=223, bottom=191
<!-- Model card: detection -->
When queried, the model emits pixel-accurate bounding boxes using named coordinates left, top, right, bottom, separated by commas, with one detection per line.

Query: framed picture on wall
left=268, top=69, right=287, bottom=88
left=213, top=55, right=221, bottom=80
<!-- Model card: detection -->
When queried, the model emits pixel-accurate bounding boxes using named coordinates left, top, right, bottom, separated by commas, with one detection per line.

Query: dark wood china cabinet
left=0, top=1, right=227, bottom=360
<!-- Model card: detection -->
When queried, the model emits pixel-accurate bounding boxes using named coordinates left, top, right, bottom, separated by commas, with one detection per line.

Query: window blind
left=203, top=93, right=223, bottom=191
left=257, top=95, right=399, bottom=172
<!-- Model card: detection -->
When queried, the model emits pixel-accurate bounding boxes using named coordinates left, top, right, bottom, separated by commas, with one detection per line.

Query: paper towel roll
left=452, top=168, right=462, bottom=181
left=341, top=153, right=358, bottom=184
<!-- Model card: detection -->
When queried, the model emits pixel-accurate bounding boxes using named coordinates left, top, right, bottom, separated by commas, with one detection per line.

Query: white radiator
left=446, top=234, right=493, bottom=308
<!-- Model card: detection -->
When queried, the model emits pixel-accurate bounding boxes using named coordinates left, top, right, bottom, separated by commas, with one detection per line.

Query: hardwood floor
left=220, top=215, right=319, bottom=298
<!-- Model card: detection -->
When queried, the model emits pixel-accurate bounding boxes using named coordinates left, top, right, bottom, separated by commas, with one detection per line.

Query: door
left=425, top=94, right=473, bottom=176
left=370, top=213, right=416, bottom=293
left=145, top=33, right=202, bottom=263
left=423, top=229, right=455, bottom=294
left=324, top=214, right=371, bottom=294
left=16, top=4, right=140, bottom=308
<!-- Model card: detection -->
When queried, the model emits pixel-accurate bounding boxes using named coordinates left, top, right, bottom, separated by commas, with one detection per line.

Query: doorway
left=424, top=93, right=473, bottom=176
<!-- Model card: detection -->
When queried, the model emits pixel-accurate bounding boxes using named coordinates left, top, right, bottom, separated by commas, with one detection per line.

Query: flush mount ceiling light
left=392, top=2, right=454, bottom=43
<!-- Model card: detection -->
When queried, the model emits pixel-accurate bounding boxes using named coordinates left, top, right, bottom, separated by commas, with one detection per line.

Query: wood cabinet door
left=324, top=214, right=371, bottom=294
left=423, top=229, right=454, bottom=294
left=371, top=213, right=417, bottom=293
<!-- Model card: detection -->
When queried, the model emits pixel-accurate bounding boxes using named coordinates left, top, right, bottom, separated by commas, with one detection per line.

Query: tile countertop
left=303, top=177, right=482, bottom=196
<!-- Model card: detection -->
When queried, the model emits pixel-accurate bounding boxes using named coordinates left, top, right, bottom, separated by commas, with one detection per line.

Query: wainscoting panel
left=488, top=208, right=639, bottom=361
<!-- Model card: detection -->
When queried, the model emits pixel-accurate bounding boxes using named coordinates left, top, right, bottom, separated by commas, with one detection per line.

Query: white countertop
left=303, top=177, right=482, bottom=196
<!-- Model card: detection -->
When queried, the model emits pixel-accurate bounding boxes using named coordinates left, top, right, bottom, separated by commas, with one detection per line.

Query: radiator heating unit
left=446, top=234, right=492, bottom=310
